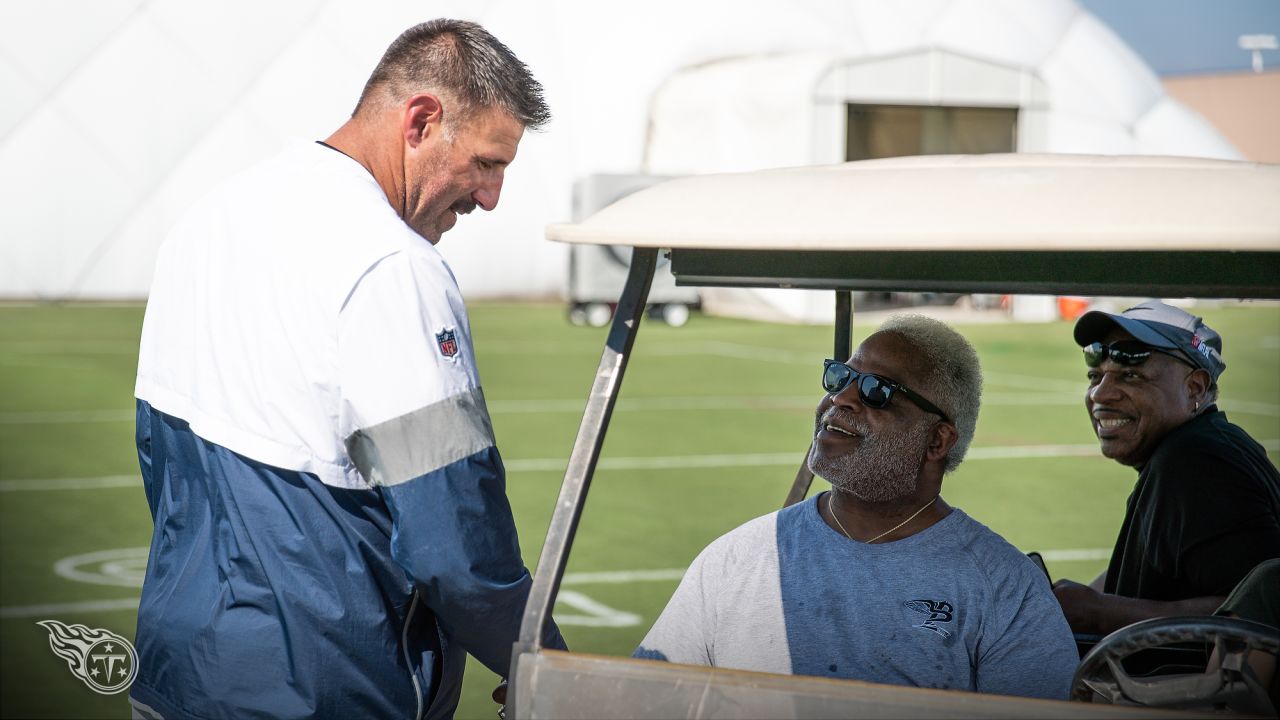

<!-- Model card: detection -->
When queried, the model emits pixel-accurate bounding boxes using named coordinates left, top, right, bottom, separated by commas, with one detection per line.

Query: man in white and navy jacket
left=131, top=19, right=563, bottom=720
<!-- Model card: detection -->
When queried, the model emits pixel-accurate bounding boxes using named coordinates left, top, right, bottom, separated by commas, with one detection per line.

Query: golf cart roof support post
left=782, top=290, right=850, bottom=508
left=509, top=246, right=660, bottom=716
left=835, top=290, right=853, bottom=362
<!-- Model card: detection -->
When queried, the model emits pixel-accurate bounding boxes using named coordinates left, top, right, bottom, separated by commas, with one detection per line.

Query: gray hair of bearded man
left=876, top=314, right=983, bottom=473
left=353, top=18, right=551, bottom=131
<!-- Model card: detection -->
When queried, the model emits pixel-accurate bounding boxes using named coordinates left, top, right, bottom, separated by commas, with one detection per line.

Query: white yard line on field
left=0, top=598, right=142, bottom=619
left=1, top=549, right=1114, bottom=620
left=507, top=453, right=801, bottom=472
left=0, top=409, right=134, bottom=424
left=491, top=396, right=819, bottom=413
left=563, top=569, right=688, bottom=584
left=0, top=475, right=140, bottom=491
left=983, top=372, right=1085, bottom=394
left=680, top=341, right=816, bottom=365
left=1218, top=399, right=1280, bottom=417
left=1040, top=549, right=1113, bottom=562
left=5, top=395, right=1274, bottom=424
left=0, top=342, right=139, bottom=354
left=5, top=439, right=1276, bottom=492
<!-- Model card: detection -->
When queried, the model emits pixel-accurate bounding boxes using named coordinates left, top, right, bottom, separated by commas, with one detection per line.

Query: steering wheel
left=1072, top=616, right=1280, bottom=715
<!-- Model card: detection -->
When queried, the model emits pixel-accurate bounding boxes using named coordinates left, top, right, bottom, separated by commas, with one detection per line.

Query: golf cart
left=508, top=154, right=1280, bottom=718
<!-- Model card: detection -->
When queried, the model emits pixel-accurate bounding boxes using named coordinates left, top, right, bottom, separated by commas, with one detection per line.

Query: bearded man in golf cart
left=1053, top=301, right=1280, bottom=636
left=635, top=314, right=1079, bottom=699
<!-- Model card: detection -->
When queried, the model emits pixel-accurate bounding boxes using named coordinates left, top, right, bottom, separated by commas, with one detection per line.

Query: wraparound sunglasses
left=1083, top=341, right=1196, bottom=370
left=821, top=359, right=950, bottom=422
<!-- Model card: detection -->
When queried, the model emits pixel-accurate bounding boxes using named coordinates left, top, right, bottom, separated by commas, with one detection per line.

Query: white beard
left=807, top=414, right=932, bottom=503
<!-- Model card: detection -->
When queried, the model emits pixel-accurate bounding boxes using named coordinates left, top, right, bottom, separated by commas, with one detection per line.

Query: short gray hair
left=877, top=314, right=983, bottom=473
left=355, top=19, right=550, bottom=129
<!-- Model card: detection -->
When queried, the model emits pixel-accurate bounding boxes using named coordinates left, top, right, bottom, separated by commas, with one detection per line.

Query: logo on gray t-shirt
left=905, top=599, right=955, bottom=638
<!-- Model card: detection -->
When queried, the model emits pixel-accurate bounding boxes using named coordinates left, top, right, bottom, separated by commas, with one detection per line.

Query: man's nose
left=831, top=382, right=864, bottom=411
left=472, top=173, right=504, bottom=211
left=1089, top=371, right=1123, bottom=403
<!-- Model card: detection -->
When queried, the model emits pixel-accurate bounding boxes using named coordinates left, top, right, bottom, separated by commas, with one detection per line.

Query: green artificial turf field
left=1, top=300, right=1276, bottom=719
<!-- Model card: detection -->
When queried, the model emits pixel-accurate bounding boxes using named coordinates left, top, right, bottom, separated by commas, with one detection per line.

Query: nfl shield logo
left=436, top=328, right=459, bottom=359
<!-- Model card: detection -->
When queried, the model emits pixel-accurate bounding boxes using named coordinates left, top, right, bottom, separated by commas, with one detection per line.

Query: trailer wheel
left=661, top=303, right=690, bottom=327
left=585, top=303, right=613, bottom=327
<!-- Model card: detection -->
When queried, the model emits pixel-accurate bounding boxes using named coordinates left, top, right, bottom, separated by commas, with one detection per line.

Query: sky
left=1079, top=0, right=1280, bottom=75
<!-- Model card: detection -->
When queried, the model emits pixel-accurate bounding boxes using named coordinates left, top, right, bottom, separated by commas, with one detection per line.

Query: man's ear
left=1185, top=368, right=1211, bottom=406
left=925, top=421, right=959, bottom=463
left=402, top=94, right=444, bottom=149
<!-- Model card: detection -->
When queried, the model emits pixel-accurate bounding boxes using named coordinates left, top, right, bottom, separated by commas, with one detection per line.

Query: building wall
left=1162, top=70, right=1280, bottom=163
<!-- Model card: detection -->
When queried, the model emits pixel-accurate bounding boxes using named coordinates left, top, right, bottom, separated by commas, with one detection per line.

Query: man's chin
left=439, top=211, right=459, bottom=235
left=410, top=220, right=447, bottom=245
left=806, top=450, right=838, bottom=484
left=1097, top=439, right=1147, bottom=468
left=845, top=485, right=916, bottom=504
left=825, top=471, right=920, bottom=504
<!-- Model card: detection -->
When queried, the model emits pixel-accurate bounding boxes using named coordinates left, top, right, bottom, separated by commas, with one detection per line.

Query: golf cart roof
left=547, top=154, right=1280, bottom=252
left=547, top=154, right=1280, bottom=298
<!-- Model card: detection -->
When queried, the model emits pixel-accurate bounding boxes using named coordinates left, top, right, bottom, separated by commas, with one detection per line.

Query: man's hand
left=492, top=679, right=507, bottom=705
left=1053, top=578, right=1104, bottom=634
left=1054, top=578, right=1228, bottom=636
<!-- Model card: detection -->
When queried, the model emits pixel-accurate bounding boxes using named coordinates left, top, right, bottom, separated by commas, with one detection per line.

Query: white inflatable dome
left=0, top=0, right=1240, bottom=299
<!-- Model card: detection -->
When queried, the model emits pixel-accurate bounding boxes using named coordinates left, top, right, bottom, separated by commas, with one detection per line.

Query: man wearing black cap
left=1052, top=301, right=1280, bottom=636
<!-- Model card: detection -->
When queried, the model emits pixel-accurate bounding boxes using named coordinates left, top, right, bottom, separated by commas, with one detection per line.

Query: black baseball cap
left=1073, top=300, right=1225, bottom=381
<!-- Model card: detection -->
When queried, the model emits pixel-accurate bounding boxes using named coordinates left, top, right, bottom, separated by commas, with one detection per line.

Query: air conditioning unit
left=567, top=174, right=700, bottom=327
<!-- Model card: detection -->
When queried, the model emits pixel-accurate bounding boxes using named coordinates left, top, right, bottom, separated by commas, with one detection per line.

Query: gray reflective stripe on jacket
left=346, top=387, right=495, bottom=487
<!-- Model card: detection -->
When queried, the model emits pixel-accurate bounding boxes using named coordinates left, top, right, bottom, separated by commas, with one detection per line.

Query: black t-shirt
left=1104, top=407, right=1280, bottom=601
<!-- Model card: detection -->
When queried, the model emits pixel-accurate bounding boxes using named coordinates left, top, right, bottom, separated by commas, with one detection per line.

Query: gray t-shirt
left=635, top=495, right=1079, bottom=700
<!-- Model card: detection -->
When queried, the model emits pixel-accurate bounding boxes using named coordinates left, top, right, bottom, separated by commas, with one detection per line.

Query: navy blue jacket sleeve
left=382, top=446, right=567, bottom=676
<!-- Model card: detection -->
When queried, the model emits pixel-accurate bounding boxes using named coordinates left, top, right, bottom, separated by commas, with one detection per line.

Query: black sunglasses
left=1083, top=341, right=1196, bottom=370
left=821, top=360, right=950, bottom=422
